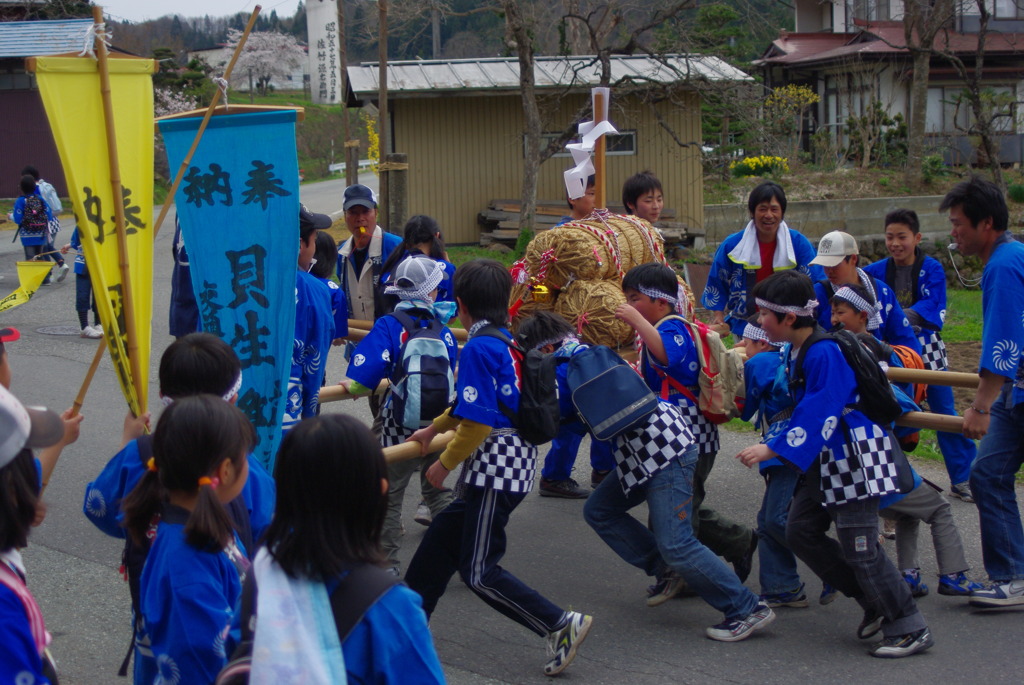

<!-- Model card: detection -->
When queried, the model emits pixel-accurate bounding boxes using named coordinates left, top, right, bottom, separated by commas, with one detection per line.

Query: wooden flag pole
left=593, top=89, right=607, bottom=209
left=71, top=338, right=107, bottom=417
left=93, top=5, right=145, bottom=414
left=152, top=5, right=263, bottom=238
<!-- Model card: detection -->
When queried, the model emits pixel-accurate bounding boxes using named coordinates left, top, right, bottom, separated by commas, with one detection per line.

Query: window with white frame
left=851, top=0, right=893, bottom=21
left=926, top=85, right=1017, bottom=134
left=994, top=0, right=1024, bottom=20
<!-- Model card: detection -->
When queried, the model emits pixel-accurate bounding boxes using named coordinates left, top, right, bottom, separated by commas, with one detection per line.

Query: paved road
left=1, top=197, right=1022, bottom=684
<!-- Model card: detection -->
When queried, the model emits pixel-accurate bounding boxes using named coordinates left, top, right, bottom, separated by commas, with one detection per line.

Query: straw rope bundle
left=554, top=279, right=635, bottom=348
left=509, top=281, right=557, bottom=329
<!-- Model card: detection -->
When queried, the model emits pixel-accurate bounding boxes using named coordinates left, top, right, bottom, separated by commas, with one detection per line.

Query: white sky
left=98, top=0, right=303, bottom=24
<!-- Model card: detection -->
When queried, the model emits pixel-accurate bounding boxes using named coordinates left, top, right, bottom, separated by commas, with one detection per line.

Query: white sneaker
left=56, top=263, right=70, bottom=282
left=81, top=325, right=102, bottom=339
left=414, top=502, right=432, bottom=526
left=544, top=612, right=592, bottom=676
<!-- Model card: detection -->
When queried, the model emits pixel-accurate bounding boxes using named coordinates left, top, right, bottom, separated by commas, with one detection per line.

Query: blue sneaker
left=902, top=568, right=929, bottom=597
left=938, top=571, right=984, bottom=596
left=819, top=582, right=838, bottom=605
left=760, top=584, right=809, bottom=608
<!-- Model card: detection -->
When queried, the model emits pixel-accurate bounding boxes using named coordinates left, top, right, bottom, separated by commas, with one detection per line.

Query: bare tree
left=902, top=0, right=958, bottom=186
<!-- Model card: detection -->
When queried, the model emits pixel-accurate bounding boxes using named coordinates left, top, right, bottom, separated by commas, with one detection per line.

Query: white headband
left=159, top=373, right=243, bottom=407
left=532, top=333, right=578, bottom=351
left=755, top=297, right=819, bottom=318
left=742, top=323, right=783, bottom=347
left=637, top=285, right=677, bottom=305
left=832, top=286, right=882, bottom=331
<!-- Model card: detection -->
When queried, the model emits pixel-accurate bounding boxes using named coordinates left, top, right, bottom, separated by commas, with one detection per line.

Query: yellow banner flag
left=32, top=55, right=155, bottom=416
left=0, top=261, right=54, bottom=313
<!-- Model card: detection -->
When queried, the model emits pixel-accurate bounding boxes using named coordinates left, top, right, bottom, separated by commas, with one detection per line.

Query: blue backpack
left=389, top=309, right=455, bottom=430
left=567, top=345, right=658, bottom=441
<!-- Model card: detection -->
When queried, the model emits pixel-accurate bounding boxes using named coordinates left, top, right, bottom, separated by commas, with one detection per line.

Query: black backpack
left=474, top=326, right=565, bottom=446
left=792, top=326, right=902, bottom=426
left=20, top=194, right=48, bottom=237
left=388, top=309, right=456, bottom=430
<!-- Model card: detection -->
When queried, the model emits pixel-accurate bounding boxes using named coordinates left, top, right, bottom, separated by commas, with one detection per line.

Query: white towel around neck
left=727, top=220, right=798, bottom=270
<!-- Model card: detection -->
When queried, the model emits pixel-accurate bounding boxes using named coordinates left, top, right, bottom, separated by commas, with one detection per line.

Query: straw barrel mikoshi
left=509, top=281, right=557, bottom=330
left=553, top=278, right=635, bottom=348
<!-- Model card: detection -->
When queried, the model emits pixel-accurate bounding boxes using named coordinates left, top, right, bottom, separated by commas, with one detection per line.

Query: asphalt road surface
left=1, top=184, right=1022, bottom=684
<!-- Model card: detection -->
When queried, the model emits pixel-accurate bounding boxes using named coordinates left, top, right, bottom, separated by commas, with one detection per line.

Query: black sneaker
left=590, top=469, right=611, bottom=488
left=857, top=610, right=883, bottom=640
left=539, top=478, right=590, bottom=499
left=731, top=534, right=758, bottom=584
left=870, top=628, right=934, bottom=658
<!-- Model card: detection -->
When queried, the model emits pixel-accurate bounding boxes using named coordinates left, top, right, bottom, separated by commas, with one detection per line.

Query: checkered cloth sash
left=378, top=401, right=413, bottom=448
left=671, top=396, right=719, bottom=454
left=612, top=403, right=695, bottom=495
left=819, top=422, right=901, bottom=506
left=917, top=329, right=948, bottom=371
left=458, top=428, right=537, bottom=494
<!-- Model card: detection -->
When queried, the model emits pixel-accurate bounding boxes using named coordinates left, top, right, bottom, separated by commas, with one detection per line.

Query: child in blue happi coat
left=737, top=270, right=933, bottom=659
left=286, top=206, right=336, bottom=430
left=862, top=209, right=977, bottom=499
left=403, top=259, right=592, bottom=677
left=738, top=319, right=814, bottom=609
left=61, top=226, right=102, bottom=338
left=830, top=285, right=984, bottom=600
left=0, top=385, right=66, bottom=685
left=122, top=395, right=254, bottom=684
left=82, top=333, right=275, bottom=677
left=310, top=229, right=349, bottom=345
left=586, top=262, right=774, bottom=642
left=245, top=413, right=445, bottom=683
left=380, top=215, right=456, bottom=306
left=342, top=255, right=458, bottom=573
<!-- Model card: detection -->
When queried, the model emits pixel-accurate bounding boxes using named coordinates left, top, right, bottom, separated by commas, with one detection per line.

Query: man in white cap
left=810, top=230, right=920, bottom=351
left=335, top=184, right=402, bottom=321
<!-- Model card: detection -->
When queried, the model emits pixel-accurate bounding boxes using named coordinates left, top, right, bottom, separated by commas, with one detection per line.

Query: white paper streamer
left=563, top=88, right=618, bottom=199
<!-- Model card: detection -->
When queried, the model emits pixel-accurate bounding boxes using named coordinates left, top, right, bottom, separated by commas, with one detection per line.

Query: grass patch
left=447, top=246, right=518, bottom=268
left=940, top=289, right=982, bottom=343
left=724, top=417, right=758, bottom=433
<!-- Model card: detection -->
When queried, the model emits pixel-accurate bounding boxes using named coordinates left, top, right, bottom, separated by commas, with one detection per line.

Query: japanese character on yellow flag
left=30, top=54, right=156, bottom=417
left=0, top=261, right=54, bottom=313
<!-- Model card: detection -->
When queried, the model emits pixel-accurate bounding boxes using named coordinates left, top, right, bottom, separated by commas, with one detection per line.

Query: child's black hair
left=622, top=262, right=677, bottom=300
left=830, top=282, right=876, bottom=310
left=263, top=414, right=387, bottom=580
left=0, top=450, right=40, bottom=551
left=122, top=395, right=254, bottom=550
left=380, top=214, right=446, bottom=277
left=516, top=310, right=573, bottom=350
left=884, top=208, right=920, bottom=235
left=939, top=175, right=1008, bottom=233
left=19, top=174, right=36, bottom=196
left=747, top=181, right=787, bottom=217
left=751, top=271, right=817, bottom=329
left=21, top=165, right=40, bottom=181
left=159, top=333, right=242, bottom=400
left=621, top=171, right=662, bottom=213
left=453, top=258, right=511, bottom=327
left=299, top=221, right=317, bottom=246
left=311, top=230, right=337, bottom=279
left=566, top=174, right=596, bottom=209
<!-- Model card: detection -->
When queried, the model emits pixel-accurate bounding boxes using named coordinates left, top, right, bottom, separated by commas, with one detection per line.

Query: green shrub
left=1008, top=183, right=1024, bottom=203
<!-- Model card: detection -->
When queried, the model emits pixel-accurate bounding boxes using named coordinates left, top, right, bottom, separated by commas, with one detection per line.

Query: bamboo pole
left=71, top=338, right=106, bottom=417
left=93, top=5, right=145, bottom=415
left=593, top=88, right=607, bottom=208
left=348, top=319, right=469, bottom=342
left=886, top=367, right=979, bottom=389
left=318, top=380, right=390, bottom=403
left=382, top=430, right=454, bottom=464
left=152, top=5, right=263, bottom=238
left=895, top=411, right=964, bottom=433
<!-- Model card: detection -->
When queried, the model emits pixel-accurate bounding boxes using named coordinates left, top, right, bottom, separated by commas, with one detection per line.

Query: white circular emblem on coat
left=463, top=386, right=479, bottom=403
left=786, top=426, right=807, bottom=447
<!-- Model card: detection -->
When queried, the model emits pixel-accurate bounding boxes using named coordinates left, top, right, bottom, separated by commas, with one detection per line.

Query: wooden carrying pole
left=152, top=5, right=262, bottom=238
left=348, top=319, right=469, bottom=342
left=886, top=367, right=979, bottom=389
left=71, top=338, right=106, bottom=417
left=93, top=5, right=145, bottom=414
left=318, top=380, right=390, bottom=403
left=382, top=430, right=454, bottom=464
left=896, top=411, right=964, bottom=433
left=592, top=89, right=607, bottom=208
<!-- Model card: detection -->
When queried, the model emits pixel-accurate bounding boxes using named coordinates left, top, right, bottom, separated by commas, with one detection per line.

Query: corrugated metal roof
left=0, top=19, right=93, bottom=59
left=348, top=54, right=750, bottom=97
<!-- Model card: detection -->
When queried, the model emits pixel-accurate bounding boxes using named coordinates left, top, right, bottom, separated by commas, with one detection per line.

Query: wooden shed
left=346, top=55, right=750, bottom=245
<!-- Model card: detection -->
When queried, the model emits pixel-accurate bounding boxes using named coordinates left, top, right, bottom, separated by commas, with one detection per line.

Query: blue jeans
left=583, top=448, right=759, bottom=621
left=969, top=383, right=1024, bottom=582
left=757, top=465, right=802, bottom=595
left=541, top=426, right=615, bottom=481
left=75, top=273, right=98, bottom=323
left=927, top=383, right=977, bottom=485
left=404, top=485, right=568, bottom=636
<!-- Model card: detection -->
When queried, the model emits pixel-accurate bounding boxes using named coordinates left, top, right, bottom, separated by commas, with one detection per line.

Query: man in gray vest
left=335, top=184, right=402, bottom=321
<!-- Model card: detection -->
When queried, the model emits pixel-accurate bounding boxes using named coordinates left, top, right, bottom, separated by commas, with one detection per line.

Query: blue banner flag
left=158, top=110, right=300, bottom=471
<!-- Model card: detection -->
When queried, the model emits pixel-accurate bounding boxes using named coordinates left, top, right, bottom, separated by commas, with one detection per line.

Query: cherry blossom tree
left=224, top=29, right=306, bottom=97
